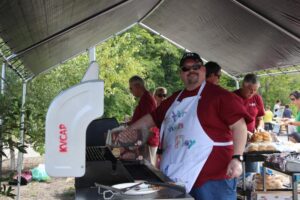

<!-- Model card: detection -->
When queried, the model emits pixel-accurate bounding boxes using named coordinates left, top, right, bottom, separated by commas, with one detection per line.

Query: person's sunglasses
left=290, top=98, right=296, bottom=101
left=157, top=93, right=167, bottom=98
left=180, top=63, right=202, bottom=72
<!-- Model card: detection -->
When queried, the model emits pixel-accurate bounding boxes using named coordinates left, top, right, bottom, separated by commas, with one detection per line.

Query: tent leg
left=0, top=62, right=6, bottom=180
left=235, top=79, right=240, bottom=89
left=1, top=62, right=5, bottom=93
left=88, top=46, right=96, bottom=62
left=16, top=80, right=27, bottom=200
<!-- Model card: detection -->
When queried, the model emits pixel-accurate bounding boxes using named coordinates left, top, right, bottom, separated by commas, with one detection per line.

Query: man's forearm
left=230, top=118, right=248, bottom=155
left=129, top=114, right=156, bottom=130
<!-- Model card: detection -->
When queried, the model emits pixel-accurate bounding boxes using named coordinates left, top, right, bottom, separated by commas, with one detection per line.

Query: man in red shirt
left=233, top=74, right=265, bottom=133
left=233, top=74, right=265, bottom=175
left=128, top=75, right=159, bottom=165
left=119, top=53, right=251, bottom=200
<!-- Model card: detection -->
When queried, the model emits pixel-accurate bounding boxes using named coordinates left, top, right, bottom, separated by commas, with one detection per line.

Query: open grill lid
left=45, top=62, right=104, bottom=177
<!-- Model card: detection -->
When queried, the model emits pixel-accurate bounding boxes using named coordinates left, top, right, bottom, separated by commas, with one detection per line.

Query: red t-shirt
left=233, top=89, right=265, bottom=132
left=129, top=90, right=159, bottom=147
left=151, top=82, right=252, bottom=188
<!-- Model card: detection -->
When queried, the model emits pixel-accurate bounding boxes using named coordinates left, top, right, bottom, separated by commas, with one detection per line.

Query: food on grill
left=266, top=144, right=276, bottom=151
left=250, top=131, right=272, bottom=143
left=111, top=148, right=121, bottom=157
left=248, top=143, right=259, bottom=152
left=254, top=173, right=287, bottom=190
left=111, top=146, right=146, bottom=161
left=106, top=126, right=150, bottom=147
left=247, top=143, right=277, bottom=152
left=251, top=135, right=263, bottom=142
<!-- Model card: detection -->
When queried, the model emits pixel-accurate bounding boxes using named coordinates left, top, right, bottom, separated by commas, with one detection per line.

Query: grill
left=75, top=118, right=193, bottom=199
left=86, top=146, right=115, bottom=161
left=75, top=146, right=133, bottom=189
left=123, top=163, right=163, bottom=182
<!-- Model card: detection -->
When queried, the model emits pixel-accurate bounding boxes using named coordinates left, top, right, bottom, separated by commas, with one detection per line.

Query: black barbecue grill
left=75, top=118, right=193, bottom=200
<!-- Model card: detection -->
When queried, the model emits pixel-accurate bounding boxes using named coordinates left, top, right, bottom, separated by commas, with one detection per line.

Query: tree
left=259, top=74, right=300, bottom=114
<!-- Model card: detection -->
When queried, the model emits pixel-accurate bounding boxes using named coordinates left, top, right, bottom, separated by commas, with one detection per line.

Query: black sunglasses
left=290, top=98, right=296, bottom=101
left=157, top=93, right=167, bottom=98
left=180, top=63, right=202, bottom=72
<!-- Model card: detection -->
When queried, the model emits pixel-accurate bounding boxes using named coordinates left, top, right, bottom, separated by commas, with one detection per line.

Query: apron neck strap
left=175, top=81, right=206, bottom=102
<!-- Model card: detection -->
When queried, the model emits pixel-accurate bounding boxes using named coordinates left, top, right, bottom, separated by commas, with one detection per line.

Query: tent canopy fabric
left=0, top=0, right=299, bottom=79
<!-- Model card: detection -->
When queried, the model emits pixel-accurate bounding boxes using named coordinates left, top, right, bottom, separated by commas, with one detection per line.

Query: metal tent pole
left=236, top=79, right=240, bottom=89
left=88, top=46, right=96, bottom=62
left=0, top=62, right=6, bottom=180
left=1, top=62, right=5, bottom=94
left=231, top=0, right=300, bottom=43
left=16, top=80, right=27, bottom=200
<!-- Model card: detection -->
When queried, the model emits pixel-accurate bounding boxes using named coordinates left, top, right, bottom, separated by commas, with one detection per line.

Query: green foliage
left=0, top=183, right=15, bottom=198
left=259, top=74, right=300, bottom=115
left=219, top=75, right=237, bottom=91
left=0, top=66, right=28, bottom=152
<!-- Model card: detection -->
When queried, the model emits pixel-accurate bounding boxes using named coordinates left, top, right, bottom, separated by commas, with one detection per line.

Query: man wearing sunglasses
left=118, top=52, right=251, bottom=199
left=205, top=61, right=222, bottom=85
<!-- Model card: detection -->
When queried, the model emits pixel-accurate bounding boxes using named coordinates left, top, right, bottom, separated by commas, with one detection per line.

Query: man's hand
left=247, top=131, right=253, bottom=137
left=226, top=159, right=242, bottom=178
left=256, top=127, right=264, bottom=132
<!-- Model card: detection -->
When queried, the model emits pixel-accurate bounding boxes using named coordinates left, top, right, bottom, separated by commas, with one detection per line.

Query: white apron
left=159, top=81, right=233, bottom=192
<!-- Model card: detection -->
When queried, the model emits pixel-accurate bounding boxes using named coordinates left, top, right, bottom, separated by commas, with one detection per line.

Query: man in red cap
left=119, top=52, right=251, bottom=200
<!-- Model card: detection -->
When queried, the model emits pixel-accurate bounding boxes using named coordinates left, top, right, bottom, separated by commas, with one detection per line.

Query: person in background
left=119, top=52, right=251, bottom=200
left=233, top=74, right=265, bottom=175
left=152, top=86, right=167, bottom=167
left=273, top=99, right=282, bottom=118
left=128, top=75, right=159, bottom=165
left=205, top=61, right=222, bottom=85
left=263, top=105, right=273, bottom=131
left=234, top=74, right=265, bottom=133
left=285, top=91, right=300, bottom=142
left=154, top=87, right=168, bottom=107
left=283, top=105, right=292, bottom=119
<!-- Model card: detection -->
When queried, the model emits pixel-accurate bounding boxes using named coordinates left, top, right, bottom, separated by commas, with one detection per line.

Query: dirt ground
left=0, top=157, right=75, bottom=200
